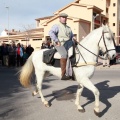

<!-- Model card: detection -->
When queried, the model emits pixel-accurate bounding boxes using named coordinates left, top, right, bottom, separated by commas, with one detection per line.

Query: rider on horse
left=49, top=13, right=77, bottom=80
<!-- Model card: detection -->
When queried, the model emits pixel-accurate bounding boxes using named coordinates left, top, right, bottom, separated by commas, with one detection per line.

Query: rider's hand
left=73, top=36, right=77, bottom=41
left=73, top=37, right=78, bottom=43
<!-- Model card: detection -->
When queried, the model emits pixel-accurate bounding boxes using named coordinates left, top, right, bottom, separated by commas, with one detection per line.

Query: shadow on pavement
left=0, top=67, right=52, bottom=98
left=47, top=80, right=120, bottom=117
left=82, top=80, right=120, bottom=117
left=0, top=67, right=24, bottom=98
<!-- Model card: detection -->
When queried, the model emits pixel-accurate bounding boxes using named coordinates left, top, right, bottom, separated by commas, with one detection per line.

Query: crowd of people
left=0, top=42, right=34, bottom=67
left=0, top=40, right=54, bottom=67
left=41, top=40, right=54, bottom=49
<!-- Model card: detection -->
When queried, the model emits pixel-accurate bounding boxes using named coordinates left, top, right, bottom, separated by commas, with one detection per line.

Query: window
left=106, top=8, right=108, bottom=13
left=113, top=3, right=116, bottom=6
left=21, top=40, right=28, bottom=41
left=113, top=13, right=115, bottom=16
left=33, top=39, right=42, bottom=41
left=3, top=41, right=8, bottom=42
left=113, top=23, right=115, bottom=26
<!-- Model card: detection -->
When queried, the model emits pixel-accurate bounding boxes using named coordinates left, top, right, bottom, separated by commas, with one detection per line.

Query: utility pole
left=6, top=6, right=9, bottom=41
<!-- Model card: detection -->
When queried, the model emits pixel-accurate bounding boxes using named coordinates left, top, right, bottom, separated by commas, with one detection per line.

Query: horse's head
left=99, top=24, right=116, bottom=60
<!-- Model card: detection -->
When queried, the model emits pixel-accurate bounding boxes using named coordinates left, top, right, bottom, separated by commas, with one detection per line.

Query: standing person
left=22, top=45, right=28, bottom=64
left=49, top=13, right=76, bottom=80
left=0, top=43, right=2, bottom=65
left=102, top=54, right=110, bottom=67
left=49, top=42, right=54, bottom=49
left=1, top=43, right=9, bottom=66
left=26, top=44, right=34, bottom=57
left=8, top=42, right=16, bottom=67
left=16, top=43, right=23, bottom=67
left=41, top=42, right=48, bottom=49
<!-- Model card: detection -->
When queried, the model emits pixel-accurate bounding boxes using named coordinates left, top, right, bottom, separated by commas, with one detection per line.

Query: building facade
left=0, top=0, right=120, bottom=49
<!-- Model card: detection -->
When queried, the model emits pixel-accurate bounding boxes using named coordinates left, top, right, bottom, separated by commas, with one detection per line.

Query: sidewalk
left=96, top=58, right=120, bottom=70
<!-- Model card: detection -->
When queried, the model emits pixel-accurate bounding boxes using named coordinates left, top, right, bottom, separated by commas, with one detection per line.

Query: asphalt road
left=0, top=66, right=120, bottom=120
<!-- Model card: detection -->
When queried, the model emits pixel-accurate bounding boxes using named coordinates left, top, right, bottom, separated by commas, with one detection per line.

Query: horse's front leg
left=81, top=77, right=100, bottom=116
left=93, top=87, right=100, bottom=116
left=75, top=84, right=85, bottom=112
left=35, top=71, right=50, bottom=107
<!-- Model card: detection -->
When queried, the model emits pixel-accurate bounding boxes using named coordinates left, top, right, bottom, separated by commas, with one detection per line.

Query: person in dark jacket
left=26, top=44, right=34, bottom=57
left=41, top=42, right=48, bottom=49
left=1, top=43, right=9, bottom=66
left=8, top=42, right=16, bottom=67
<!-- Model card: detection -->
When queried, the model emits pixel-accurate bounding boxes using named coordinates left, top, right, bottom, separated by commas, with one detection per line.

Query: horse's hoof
left=32, top=92, right=35, bottom=96
left=78, top=108, right=85, bottom=113
left=32, top=91, right=38, bottom=96
left=44, top=103, right=50, bottom=107
left=94, top=110, right=100, bottom=117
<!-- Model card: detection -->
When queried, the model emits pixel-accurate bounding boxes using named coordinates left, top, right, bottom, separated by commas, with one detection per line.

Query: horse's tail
left=19, top=54, right=34, bottom=88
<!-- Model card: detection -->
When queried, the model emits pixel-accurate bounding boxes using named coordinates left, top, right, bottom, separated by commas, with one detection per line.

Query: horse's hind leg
left=81, top=77, right=100, bottom=116
left=75, top=84, right=85, bottom=112
left=35, top=70, right=50, bottom=107
left=32, top=84, right=39, bottom=96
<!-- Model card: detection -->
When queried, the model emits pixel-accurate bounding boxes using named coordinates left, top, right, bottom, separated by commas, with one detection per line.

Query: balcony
left=94, top=20, right=100, bottom=25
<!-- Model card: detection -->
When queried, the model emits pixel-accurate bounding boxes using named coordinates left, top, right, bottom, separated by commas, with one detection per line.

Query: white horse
left=19, top=25, right=116, bottom=116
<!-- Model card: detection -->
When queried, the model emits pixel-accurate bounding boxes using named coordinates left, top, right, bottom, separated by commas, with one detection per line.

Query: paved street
left=0, top=65, right=120, bottom=120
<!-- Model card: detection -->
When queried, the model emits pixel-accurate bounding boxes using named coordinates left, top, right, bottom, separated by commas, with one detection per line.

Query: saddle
left=43, top=47, right=76, bottom=67
left=43, top=48, right=56, bottom=64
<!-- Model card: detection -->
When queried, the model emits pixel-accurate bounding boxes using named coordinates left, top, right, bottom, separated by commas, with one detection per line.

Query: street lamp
left=93, top=14, right=99, bottom=30
left=6, top=6, right=9, bottom=41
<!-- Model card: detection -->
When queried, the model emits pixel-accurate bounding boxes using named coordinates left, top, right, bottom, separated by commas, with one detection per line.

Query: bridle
left=75, top=30, right=116, bottom=65
left=98, top=31, right=116, bottom=56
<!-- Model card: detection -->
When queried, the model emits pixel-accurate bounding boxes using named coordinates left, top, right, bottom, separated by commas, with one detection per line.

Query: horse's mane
left=80, top=25, right=113, bottom=45
left=80, top=27, right=103, bottom=44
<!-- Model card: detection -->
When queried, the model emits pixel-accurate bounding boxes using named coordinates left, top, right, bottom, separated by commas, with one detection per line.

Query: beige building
left=0, top=28, right=44, bottom=49
left=0, top=0, right=120, bottom=48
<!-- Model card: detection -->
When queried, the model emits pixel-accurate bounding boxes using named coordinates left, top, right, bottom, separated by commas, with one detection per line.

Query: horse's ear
left=102, top=24, right=108, bottom=28
left=105, top=24, right=109, bottom=28
left=102, top=24, right=105, bottom=27
left=102, top=24, right=109, bottom=32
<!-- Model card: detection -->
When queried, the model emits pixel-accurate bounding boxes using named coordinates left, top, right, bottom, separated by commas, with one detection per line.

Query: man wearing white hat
left=49, top=13, right=76, bottom=80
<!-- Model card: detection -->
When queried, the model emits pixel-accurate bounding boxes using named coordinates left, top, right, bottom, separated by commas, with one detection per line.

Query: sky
left=0, top=0, right=74, bottom=34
